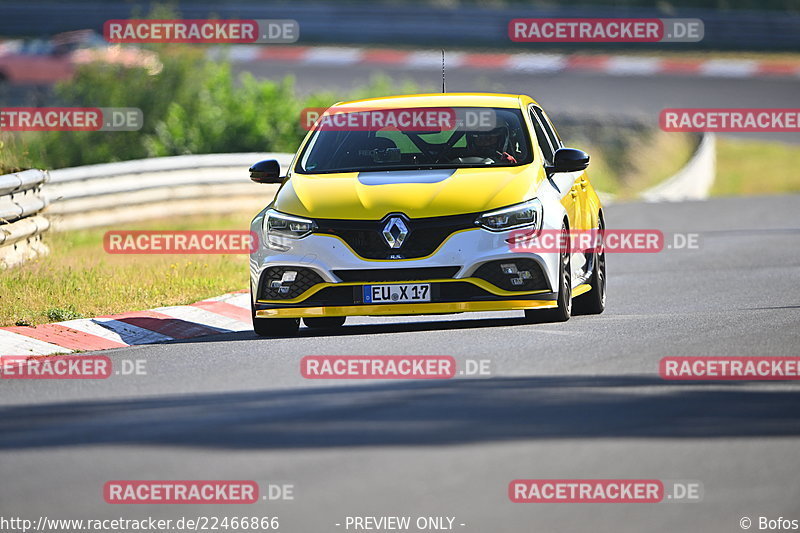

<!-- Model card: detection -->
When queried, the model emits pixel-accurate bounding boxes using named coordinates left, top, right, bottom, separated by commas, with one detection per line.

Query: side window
left=533, top=107, right=562, bottom=153
left=529, top=107, right=555, bottom=166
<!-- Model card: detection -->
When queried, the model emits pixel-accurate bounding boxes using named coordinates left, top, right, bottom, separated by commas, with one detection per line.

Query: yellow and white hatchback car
left=249, top=93, right=605, bottom=336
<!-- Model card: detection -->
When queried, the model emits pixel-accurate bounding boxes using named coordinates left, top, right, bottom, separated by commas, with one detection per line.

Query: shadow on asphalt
left=160, top=315, right=573, bottom=345
left=2, top=376, right=800, bottom=450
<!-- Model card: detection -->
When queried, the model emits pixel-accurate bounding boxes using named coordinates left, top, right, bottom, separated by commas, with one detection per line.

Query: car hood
left=273, top=166, right=542, bottom=220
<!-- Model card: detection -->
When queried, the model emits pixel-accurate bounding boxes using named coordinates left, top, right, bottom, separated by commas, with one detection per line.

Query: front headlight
left=263, top=209, right=316, bottom=250
left=476, top=198, right=543, bottom=232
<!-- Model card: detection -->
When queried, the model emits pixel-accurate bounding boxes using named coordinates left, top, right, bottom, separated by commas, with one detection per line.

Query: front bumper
left=255, top=299, right=558, bottom=319
left=250, top=224, right=562, bottom=319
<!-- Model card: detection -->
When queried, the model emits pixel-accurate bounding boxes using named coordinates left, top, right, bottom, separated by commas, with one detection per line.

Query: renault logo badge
left=382, top=217, right=409, bottom=249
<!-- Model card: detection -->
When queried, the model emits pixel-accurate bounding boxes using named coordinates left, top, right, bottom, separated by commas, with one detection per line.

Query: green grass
left=713, top=137, right=800, bottom=196
left=0, top=135, right=31, bottom=174
left=565, top=130, right=697, bottom=199
left=0, top=212, right=254, bottom=327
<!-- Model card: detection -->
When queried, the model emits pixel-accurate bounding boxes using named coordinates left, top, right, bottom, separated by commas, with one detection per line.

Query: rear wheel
left=304, top=316, right=346, bottom=329
left=573, top=215, right=606, bottom=315
left=525, top=223, right=572, bottom=323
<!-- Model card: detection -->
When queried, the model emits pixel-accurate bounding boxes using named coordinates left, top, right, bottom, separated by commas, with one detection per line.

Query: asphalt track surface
left=234, top=60, right=800, bottom=143
left=2, top=195, right=799, bottom=532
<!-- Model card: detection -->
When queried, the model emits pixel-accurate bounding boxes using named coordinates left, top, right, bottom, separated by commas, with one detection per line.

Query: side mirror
left=547, top=148, right=590, bottom=174
left=249, top=159, right=284, bottom=183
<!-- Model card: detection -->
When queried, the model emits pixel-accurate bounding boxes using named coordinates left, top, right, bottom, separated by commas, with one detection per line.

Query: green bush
left=0, top=134, right=31, bottom=174
left=17, top=46, right=423, bottom=170
left=45, top=306, right=84, bottom=322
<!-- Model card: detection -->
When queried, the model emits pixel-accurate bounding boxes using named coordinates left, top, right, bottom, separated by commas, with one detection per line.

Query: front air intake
left=259, top=266, right=325, bottom=300
left=472, top=259, right=548, bottom=292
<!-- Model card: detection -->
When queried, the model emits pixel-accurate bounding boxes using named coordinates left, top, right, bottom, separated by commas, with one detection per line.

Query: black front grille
left=293, top=285, right=356, bottom=306
left=472, top=259, right=549, bottom=292
left=259, top=266, right=324, bottom=300
left=315, top=213, right=476, bottom=260
left=333, top=266, right=461, bottom=282
left=438, top=281, right=496, bottom=300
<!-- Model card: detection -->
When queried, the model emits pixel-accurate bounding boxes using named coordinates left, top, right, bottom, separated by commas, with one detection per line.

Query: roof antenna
left=441, top=49, right=446, bottom=93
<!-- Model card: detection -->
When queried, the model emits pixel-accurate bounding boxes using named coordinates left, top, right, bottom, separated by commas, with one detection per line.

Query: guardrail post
left=0, top=169, right=50, bottom=268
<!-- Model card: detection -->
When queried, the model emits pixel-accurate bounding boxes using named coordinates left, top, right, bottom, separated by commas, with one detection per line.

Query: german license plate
left=363, top=283, right=431, bottom=304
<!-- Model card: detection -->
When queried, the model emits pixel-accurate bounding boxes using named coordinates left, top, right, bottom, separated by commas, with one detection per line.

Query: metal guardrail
left=46, top=153, right=290, bottom=231
left=0, top=169, right=50, bottom=268
left=641, top=133, right=716, bottom=202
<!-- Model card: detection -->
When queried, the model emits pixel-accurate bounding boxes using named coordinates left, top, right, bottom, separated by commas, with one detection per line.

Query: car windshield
left=296, top=107, right=533, bottom=174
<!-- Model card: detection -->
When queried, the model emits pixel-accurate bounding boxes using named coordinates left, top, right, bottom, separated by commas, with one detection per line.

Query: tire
left=525, top=223, right=572, bottom=323
left=251, top=295, right=300, bottom=337
left=573, top=215, right=606, bottom=316
left=304, top=316, right=346, bottom=329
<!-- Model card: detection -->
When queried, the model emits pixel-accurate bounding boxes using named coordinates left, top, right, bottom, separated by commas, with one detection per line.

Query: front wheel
left=251, top=295, right=300, bottom=337
left=525, top=223, right=572, bottom=323
left=573, top=215, right=606, bottom=315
